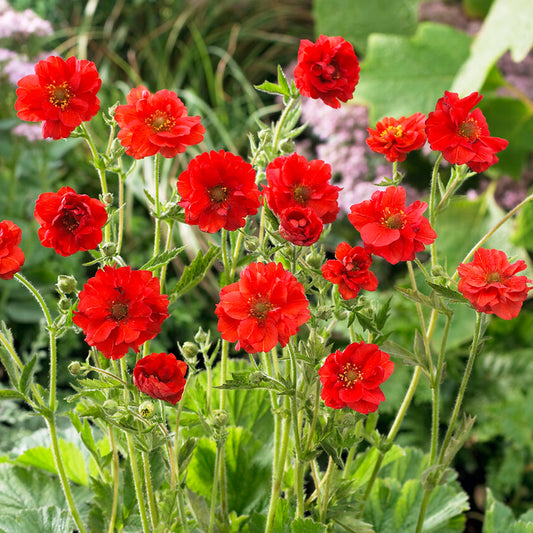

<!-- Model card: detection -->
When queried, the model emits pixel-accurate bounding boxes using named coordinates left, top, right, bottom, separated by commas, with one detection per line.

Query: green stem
left=209, top=440, right=223, bottom=533
left=143, top=452, right=158, bottom=529
left=153, top=153, right=162, bottom=257
left=218, top=340, right=229, bottom=519
left=319, top=456, right=334, bottom=523
left=107, top=428, right=119, bottom=533
left=46, top=417, right=88, bottom=533
left=120, top=359, right=151, bottom=533
left=428, top=153, right=442, bottom=268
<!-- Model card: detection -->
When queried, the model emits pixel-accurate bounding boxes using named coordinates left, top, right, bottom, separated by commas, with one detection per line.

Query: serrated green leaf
left=18, top=354, right=37, bottom=397
left=426, top=282, right=466, bottom=303
left=452, top=0, right=533, bottom=95
left=139, top=246, right=185, bottom=271
left=291, top=517, right=326, bottom=533
left=171, top=245, right=220, bottom=299
left=512, top=197, right=533, bottom=251
left=313, top=0, right=418, bottom=55
left=356, top=23, right=471, bottom=123
left=483, top=488, right=516, bottom=532
left=0, top=389, right=25, bottom=401
left=75, top=378, right=120, bottom=390
left=254, top=80, right=288, bottom=97
left=0, top=506, right=72, bottom=533
left=0, top=323, right=20, bottom=386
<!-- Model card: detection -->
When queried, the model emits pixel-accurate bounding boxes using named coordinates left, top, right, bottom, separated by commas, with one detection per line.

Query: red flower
left=457, top=248, right=532, bottom=320
left=263, top=153, right=340, bottom=224
left=348, top=186, right=437, bottom=264
left=319, top=341, right=394, bottom=414
left=133, top=353, right=187, bottom=405
left=114, top=85, right=205, bottom=159
left=0, top=220, right=25, bottom=280
left=177, top=150, right=260, bottom=233
left=34, top=186, right=107, bottom=257
left=73, top=266, right=169, bottom=360
left=215, top=262, right=310, bottom=354
left=294, top=35, right=360, bottom=109
left=279, top=206, right=323, bottom=246
left=366, top=113, right=427, bottom=162
left=425, top=91, right=508, bottom=173
left=321, top=242, right=378, bottom=299
left=15, top=56, right=101, bottom=140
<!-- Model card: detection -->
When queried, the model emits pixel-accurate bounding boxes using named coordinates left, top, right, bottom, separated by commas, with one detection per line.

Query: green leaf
left=0, top=389, right=25, bottom=401
left=452, top=0, right=533, bottom=94
left=139, top=246, right=185, bottom=271
left=0, top=322, right=20, bottom=386
left=483, top=488, right=519, bottom=532
left=512, top=198, right=533, bottom=251
left=356, top=23, right=471, bottom=124
left=0, top=506, right=71, bottom=533
left=312, top=0, right=418, bottom=55
left=291, top=517, right=326, bottom=533
left=171, top=245, right=220, bottom=299
left=18, top=354, right=37, bottom=397
left=426, top=282, right=466, bottom=304
left=255, top=80, right=289, bottom=97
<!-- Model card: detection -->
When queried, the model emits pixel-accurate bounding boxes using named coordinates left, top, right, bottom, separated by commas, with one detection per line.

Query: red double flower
left=0, top=220, right=25, bottom=280
left=215, top=262, right=310, bottom=354
left=133, top=353, right=187, bottom=405
left=294, top=35, right=360, bottom=109
left=348, top=186, right=437, bottom=264
left=278, top=206, right=323, bottom=247
left=425, top=91, right=508, bottom=173
left=15, top=55, right=101, bottom=139
left=319, top=341, right=394, bottom=414
left=457, top=248, right=532, bottom=320
left=177, top=150, right=260, bottom=233
left=34, top=186, right=107, bottom=257
left=114, top=85, right=205, bottom=159
left=73, top=266, right=169, bottom=360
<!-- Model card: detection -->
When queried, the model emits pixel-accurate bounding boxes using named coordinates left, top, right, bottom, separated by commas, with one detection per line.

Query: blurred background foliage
left=2, top=0, right=533, bottom=530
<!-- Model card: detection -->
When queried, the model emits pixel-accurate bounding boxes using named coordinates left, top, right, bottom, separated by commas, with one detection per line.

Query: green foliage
left=355, top=23, right=472, bottom=124
left=313, top=0, right=419, bottom=54
left=483, top=489, right=533, bottom=532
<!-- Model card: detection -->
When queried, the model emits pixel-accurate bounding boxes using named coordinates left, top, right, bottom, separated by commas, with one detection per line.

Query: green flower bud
left=102, top=193, right=114, bottom=207
left=138, top=401, right=155, bottom=418
left=279, top=139, right=295, bottom=154
left=258, top=129, right=272, bottom=143
left=103, top=399, right=119, bottom=415
left=431, top=265, right=445, bottom=277
left=212, top=409, right=228, bottom=428
left=244, top=236, right=260, bottom=253
left=181, top=341, right=199, bottom=359
left=57, top=275, right=77, bottom=294
left=58, top=297, right=71, bottom=314
left=305, top=249, right=324, bottom=270
left=194, top=327, right=210, bottom=347
left=101, top=242, right=117, bottom=257
left=68, top=361, right=82, bottom=376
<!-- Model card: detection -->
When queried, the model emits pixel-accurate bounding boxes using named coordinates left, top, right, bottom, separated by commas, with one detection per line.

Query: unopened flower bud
left=57, top=275, right=77, bottom=294
left=431, top=265, right=445, bottom=277
left=249, top=371, right=264, bottom=385
left=138, top=401, right=155, bottom=418
left=305, top=249, right=324, bottom=270
left=58, top=297, right=71, bottom=314
left=212, top=409, right=228, bottom=428
left=194, top=327, right=210, bottom=347
left=103, top=399, right=119, bottom=415
left=315, top=305, right=332, bottom=321
left=101, top=242, right=117, bottom=257
left=279, top=139, right=295, bottom=154
left=258, top=129, right=271, bottom=143
left=244, top=236, right=260, bottom=253
left=181, top=341, right=199, bottom=359
left=68, top=361, right=82, bottom=376
left=102, top=193, right=114, bottom=207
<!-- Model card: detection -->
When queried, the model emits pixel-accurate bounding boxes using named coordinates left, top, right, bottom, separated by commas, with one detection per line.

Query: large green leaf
left=452, top=0, right=533, bottom=94
left=355, top=23, right=471, bottom=124
left=186, top=426, right=271, bottom=515
left=312, top=0, right=419, bottom=54
left=483, top=488, right=533, bottom=532
left=0, top=506, right=71, bottom=533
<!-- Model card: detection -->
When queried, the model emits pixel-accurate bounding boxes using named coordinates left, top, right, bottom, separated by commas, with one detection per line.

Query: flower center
left=486, top=271, right=502, bottom=284
left=48, top=82, right=71, bottom=109
left=110, top=301, right=128, bottom=321
left=381, top=208, right=405, bottom=230
left=293, top=184, right=311, bottom=204
left=148, top=111, right=175, bottom=132
left=209, top=185, right=228, bottom=203
left=381, top=125, right=403, bottom=139
left=457, top=118, right=481, bottom=141
left=339, top=363, right=363, bottom=388
left=249, top=297, right=273, bottom=322
left=61, top=211, right=79, bottom=232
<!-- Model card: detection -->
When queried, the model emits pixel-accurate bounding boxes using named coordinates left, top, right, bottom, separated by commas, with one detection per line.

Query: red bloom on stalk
left=263, top=153, right=340, bottom=224
left=215, top=262, right=310, bottom=354
left=319, top=341, right=394, bottom=414
left=425, top=91, right=508, bottom=173
left=321, top=242, right=378, bottom=299
left=348, top=186, right=436, bottom=264
left=177, top=150, right=260, bottom=233
left=73, top=266, right=169, bottom=360
left=0, top=220, right=25, bottom=280
left=114, top=85, right=205, bottom=159
left=34, top=186, right=107, bottom=257
left=457, top=248, right=532, bottom=320
left=15, top=56, right=101, bottom=140
left=366, top=113, right=427, bottom=162
left=133, top=353, right=187, bottom=405
left=279, top=206, right=323, bottom=246
left=294, top=35, right=360, bottom=109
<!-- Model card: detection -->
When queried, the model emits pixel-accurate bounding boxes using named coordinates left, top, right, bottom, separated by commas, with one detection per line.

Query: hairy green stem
left=107, top=428, right=119, bottom=533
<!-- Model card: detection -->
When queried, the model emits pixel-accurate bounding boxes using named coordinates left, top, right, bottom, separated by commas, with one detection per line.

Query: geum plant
left=1, top=32, right=532, bottom=533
